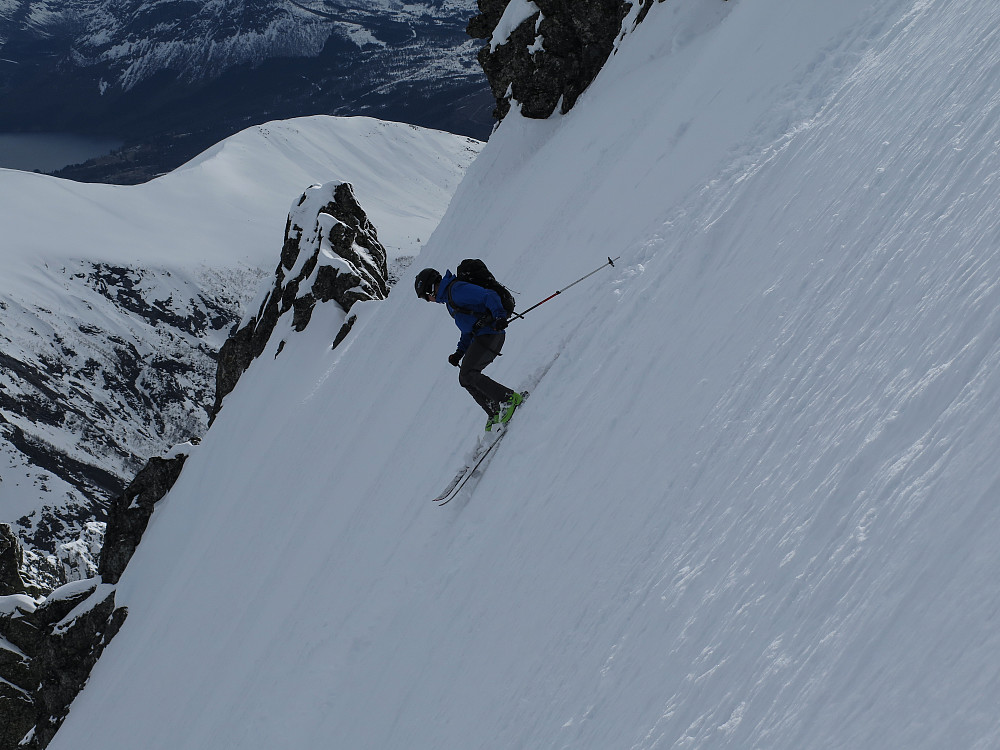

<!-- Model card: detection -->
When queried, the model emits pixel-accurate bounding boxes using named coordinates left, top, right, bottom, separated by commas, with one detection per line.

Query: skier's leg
left=459, top=334, right=514, bottom=415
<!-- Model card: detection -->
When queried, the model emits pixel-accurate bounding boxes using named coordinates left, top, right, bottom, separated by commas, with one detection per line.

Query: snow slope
left=2, top=116, right=479, bottom=273
left=50, top=0, right=1000, bottom=748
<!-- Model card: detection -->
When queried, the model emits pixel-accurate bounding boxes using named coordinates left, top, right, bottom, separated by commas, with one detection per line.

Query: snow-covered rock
left=0, top=578, right=123, bottom=750
left=54, top=523, right=104, bottom=583
left=214, top=181, right=390, bottom=417
left=469, top=0, right=664, bottom=121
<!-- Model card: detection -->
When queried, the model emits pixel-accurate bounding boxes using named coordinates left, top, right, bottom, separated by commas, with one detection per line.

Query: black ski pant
left=459, top=333, right=514, bottom=416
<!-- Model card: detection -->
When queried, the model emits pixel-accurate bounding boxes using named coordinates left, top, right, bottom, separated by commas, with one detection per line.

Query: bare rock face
left=98, top=454, right=189, bottom=585
left=468, top=0, right=665, bottom=122
left=212, top=181, right=390, bottom=418
left=1, top=525, right=28, bottom=597
left=0, top=579, right=126, bottom=749
left=1, top=447, right=189, bottom=749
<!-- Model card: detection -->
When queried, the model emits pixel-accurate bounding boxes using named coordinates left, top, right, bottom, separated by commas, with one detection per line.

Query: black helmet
left=414, top=268, right=442, bottom=300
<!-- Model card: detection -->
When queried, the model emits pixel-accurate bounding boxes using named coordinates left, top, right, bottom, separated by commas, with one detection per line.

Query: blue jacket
left=436, top=270, right=508, bottom=353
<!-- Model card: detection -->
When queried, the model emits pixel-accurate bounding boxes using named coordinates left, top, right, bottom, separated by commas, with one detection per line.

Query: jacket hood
left=435, top=270, right=456, bottom=303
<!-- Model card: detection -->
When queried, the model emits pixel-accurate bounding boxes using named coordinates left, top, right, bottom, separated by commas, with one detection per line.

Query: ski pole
left=510, top=256, right=620, bottom=322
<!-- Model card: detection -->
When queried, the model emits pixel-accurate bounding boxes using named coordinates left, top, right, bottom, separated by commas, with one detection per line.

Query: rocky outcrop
left=468, top=0, right=665, bottom=122
left=0, top=445, right=190, bottom=749
left=1, top=525, right=28, bottom=597
left=212, top=181, right=390, bottom=418
left=98, top=454, right=189, bottom=584
left=0, top=579, right=126, bottom=750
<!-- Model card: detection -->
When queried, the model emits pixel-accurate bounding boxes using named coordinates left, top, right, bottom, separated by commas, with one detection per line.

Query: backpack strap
left=444, top=279, right=465, bottom=315
left=446, top=280, right=494, bottom=331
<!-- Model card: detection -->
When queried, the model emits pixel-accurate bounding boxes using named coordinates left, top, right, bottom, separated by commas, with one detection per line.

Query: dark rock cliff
left=0, top=451, right=187, bottom=749
left=0, top=574, right=125, bottom=749
left=98, top=454, right=189, bottom=584
left=1, top=525, right=29, bottom=598
left=468, top=0, right=667, bottom=122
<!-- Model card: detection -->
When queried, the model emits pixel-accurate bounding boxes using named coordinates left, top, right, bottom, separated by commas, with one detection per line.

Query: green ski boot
left=498, top=391, right=527, bottom=425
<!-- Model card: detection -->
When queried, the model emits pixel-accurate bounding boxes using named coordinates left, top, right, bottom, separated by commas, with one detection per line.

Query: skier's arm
left=482, top=289, right=508, bottom=322
left=456, top=284, right=507, bottom=320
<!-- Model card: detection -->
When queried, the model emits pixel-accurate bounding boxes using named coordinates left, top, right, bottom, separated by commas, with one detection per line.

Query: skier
left=415, top=267, right=524, bottom=431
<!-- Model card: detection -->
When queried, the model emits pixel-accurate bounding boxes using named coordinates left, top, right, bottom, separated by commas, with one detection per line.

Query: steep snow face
left=48, top=1, right=1000, bottom=749
left=0, top=116, right=480, bottom=587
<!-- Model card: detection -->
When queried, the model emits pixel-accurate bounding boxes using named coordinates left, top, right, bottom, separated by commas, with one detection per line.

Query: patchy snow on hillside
left=43, top=0, right=1000, bottom=749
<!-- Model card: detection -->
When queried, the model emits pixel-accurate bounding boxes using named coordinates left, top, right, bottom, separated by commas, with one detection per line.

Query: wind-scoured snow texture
left=0, top=116, right=481, bottom=591
left=44, top=1, right=1000, bottom=749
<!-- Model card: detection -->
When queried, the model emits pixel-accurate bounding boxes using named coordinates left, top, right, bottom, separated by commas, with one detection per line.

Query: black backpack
left=448, top=258, right=516, bottom=318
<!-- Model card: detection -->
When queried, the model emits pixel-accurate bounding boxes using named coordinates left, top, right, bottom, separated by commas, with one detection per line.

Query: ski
left=434, top=425, right=507, bottom=505
left=432, top=386, right=534, bottom=506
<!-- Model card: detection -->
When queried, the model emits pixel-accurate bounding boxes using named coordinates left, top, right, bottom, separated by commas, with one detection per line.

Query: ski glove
left=494, top=317, right=509, bottom=331
left=448, top=350, right=464, bottom=367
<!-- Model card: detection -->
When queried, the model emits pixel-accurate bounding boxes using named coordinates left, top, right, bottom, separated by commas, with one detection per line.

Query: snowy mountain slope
left=0, top=116, right=480, bottom=587
left=8, top=0, right=479, bottom=88
left=46, top=0, right=1000, bottom=748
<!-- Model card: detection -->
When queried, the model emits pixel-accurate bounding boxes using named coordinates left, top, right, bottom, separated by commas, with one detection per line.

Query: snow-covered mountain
left=0, top=0, right=490, bottom=180
left=0, top=116, right=481, bottom=589
left=9, top=0, right=1000, bottom=747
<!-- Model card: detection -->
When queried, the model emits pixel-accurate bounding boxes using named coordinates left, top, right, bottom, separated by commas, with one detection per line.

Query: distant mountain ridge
left=0, top=0, right=491, bottom=181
